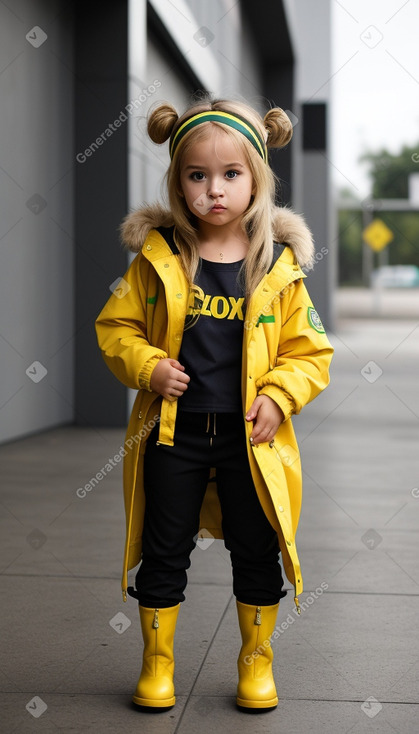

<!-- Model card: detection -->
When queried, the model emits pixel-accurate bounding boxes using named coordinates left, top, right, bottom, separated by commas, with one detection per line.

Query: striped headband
left=169, top=110, right=268, bottom=163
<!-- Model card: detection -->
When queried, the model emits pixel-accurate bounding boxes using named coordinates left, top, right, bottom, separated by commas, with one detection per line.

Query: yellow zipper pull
left=255, top=606, right=262, bottom=625
left=152, top=609, right=159, bottom=629
left=122, top=590, right=127, bottom=603
left=294, top=596, right=301, bottom=615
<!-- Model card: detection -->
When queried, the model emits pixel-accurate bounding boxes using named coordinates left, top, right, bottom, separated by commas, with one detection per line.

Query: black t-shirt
left=177, top=258, right=246, bottom=412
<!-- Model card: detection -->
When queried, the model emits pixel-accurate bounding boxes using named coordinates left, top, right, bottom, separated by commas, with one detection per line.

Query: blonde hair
left=147, top=96, right=293, bottom=299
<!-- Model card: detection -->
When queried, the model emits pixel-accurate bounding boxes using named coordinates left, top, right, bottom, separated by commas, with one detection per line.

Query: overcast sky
left=331, top=0, right=419, bottom=198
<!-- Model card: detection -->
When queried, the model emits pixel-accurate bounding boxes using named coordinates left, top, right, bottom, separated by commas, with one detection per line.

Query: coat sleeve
left=95, top=253, right=168, bottom=391
left=255, top=278, right=334, bottom=421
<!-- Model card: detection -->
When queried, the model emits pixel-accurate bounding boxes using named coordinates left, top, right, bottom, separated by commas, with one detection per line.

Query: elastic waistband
left=176, top=409, right=243, bottom=421
left=176, top=410, right=243, bottom=430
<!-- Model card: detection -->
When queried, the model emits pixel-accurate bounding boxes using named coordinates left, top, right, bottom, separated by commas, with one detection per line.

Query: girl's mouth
left=211, top=205, right=226, bottom=211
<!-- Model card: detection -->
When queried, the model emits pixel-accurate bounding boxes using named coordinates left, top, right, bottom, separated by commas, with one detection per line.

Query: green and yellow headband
left=169, top=110, right=268, bottom=163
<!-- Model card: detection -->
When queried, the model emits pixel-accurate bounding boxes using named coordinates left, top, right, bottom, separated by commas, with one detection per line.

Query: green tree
left=338, top=142, right=419, bottom=284
left=338, top=209, right=363, bottom=286
left=360, top=142, right=419, bottom=199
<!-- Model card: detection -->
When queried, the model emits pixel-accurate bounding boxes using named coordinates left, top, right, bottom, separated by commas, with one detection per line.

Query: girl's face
left=179, top=128, right=254, bottom=231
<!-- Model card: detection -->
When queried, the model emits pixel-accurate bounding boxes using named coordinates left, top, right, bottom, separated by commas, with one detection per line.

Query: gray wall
left=284, top=0, right=335, bottom=329
left=74, top=1, right=129, bottom=428
left=0, top=0, right=332, bottom=439
left=0, top=0, right=74, bottom=444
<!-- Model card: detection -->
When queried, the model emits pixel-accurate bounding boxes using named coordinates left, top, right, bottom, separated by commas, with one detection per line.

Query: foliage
left=338, top=209, right=363, bottom=286
left=338, top=143, right=419, bottom=285
left=360, top=143, right=419, bottom=199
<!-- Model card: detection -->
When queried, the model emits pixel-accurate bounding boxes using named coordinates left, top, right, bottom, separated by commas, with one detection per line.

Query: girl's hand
left=245, top=395, right=284, bottom=446
left=150, top=358, right=190, bottom=400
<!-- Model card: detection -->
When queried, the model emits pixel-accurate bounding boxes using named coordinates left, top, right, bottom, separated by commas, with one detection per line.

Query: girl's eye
left=189, top=170, right=240, bottom=181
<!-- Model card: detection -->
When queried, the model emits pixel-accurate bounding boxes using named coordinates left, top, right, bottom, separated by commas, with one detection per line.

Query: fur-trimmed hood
left=120, top=203, right=315, bottom=269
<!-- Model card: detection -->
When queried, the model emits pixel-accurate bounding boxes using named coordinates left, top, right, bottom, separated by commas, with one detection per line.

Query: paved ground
left=1, top=313, right=419, bottom=733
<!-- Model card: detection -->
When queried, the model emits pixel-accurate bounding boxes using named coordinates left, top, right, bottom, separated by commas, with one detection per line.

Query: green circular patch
left=307, top=306, right=325, bottom=333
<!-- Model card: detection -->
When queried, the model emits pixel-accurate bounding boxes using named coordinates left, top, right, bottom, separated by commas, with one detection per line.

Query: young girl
left=95, top=97, right=333, bottom=712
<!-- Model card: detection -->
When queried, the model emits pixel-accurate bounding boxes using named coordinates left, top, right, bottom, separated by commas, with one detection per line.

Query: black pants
left=129, top=410, right=286, bottom=608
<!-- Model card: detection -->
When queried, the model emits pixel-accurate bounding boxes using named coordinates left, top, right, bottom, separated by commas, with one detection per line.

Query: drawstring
left=205, top=413, right=217, bottom=446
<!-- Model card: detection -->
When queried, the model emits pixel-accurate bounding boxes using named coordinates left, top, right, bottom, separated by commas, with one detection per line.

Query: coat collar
left=142, top=226, right=306, bottom=300
left=153, top=223, right=290, bottom=275
left=120, top=202, right=315, bottom=271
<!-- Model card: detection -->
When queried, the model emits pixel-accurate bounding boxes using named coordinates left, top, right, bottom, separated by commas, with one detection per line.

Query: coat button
left=286, top=540, right=292, bottom=546
left=175, top=334, right=182, bottom=341
left=146, top=245, right=152, bottom=250
left=138, top=411, right=143, bottom=418
left=164, top=263, right=169, bottom=268
left=176, top=293, right=182, bottom=298
left=278, top=505, right=284, bottom=512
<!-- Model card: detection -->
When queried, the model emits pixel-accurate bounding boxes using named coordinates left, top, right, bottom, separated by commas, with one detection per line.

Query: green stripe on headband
left=169, top=111, right=268, bottom=163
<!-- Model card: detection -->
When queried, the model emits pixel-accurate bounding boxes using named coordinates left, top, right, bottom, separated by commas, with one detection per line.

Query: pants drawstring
left=205, top=413, right=217, bottom=446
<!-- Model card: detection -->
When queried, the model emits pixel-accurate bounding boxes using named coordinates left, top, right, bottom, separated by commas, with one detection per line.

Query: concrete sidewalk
left=1, top=317, right=419, bottom=733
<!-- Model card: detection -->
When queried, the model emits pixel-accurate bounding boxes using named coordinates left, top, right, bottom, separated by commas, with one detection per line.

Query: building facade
left=0, top=0, right=333, bottom=441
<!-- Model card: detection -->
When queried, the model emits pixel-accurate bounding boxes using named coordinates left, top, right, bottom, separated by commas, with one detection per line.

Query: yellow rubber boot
left=132, top=603, right=180, bottom=709
left=236, top=601, right=280, bottom=710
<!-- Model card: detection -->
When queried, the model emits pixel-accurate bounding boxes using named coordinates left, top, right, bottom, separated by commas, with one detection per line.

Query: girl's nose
left=207, top=178, right=224, bottom=197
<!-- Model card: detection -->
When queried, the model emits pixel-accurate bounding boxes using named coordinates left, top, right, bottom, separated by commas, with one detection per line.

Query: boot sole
left=236, top=696, right=278, bottom=710
left=132, top=694, right=175, bottom=709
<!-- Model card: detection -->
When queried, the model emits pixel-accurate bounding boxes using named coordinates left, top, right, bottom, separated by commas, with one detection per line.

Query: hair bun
left=263, top=107, right=293, bottom=149
left=147, top=102, right=179, bottom=144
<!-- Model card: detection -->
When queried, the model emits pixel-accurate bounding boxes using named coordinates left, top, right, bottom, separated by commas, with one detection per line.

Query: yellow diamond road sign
left=362, top=219, right=394, bottom=252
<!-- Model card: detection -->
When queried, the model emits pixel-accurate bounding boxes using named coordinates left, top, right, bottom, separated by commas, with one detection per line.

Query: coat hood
left=120, top=203, right=315, bottom=269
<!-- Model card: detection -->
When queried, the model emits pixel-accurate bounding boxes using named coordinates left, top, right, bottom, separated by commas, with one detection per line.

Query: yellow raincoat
left=95, top=204, right=334, bottom=609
